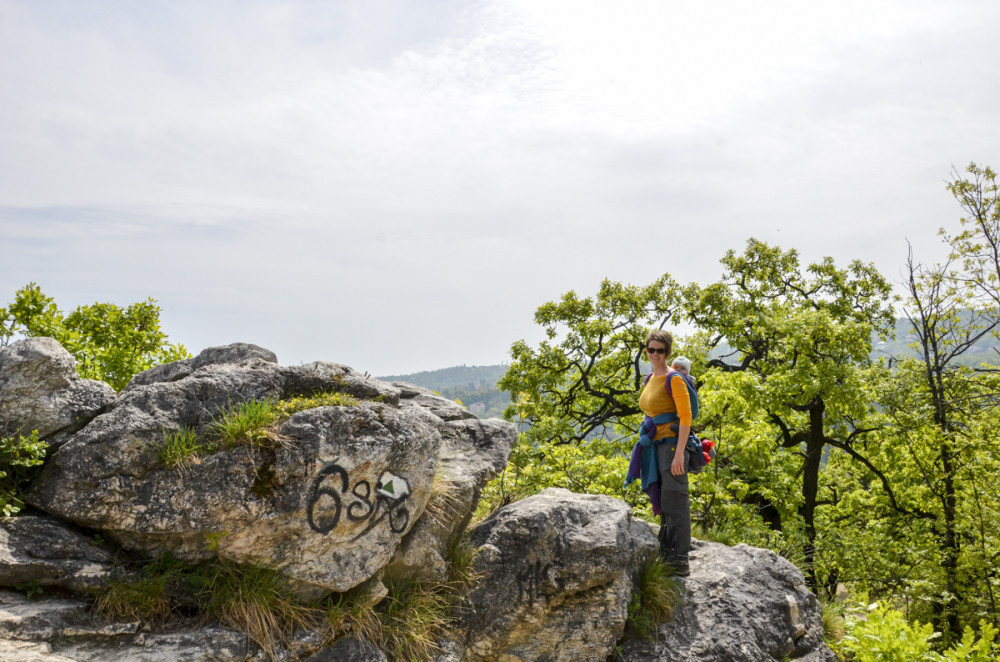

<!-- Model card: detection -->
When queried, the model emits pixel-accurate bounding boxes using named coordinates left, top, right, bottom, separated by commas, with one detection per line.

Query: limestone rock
left=0, top=589, right=259, bottom=661
left=459, top=488, right=658, bottom=662
left=25, top=348, right=432, bottom=592
left=301, top=637, right=386, bottom=662
left=123, top=342, right=279, bottom=390
left=385, top=414, right=516, bottom=583
left=618, top=538, right=836, bottom=662
left=0, top=338, right=115, bottom=450
left=387, top=382, right=475, bottom=422
left=0, top=516, right=114, bottom=592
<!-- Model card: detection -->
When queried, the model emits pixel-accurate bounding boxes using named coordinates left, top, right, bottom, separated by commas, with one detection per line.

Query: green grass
left=209, top=398, right=281, bottom=448
left=275, top=391, right=358, bottom=417
left=821, top=597, right=846, bottom=646
left=92, top=534, right=481, bottom=662
left=157, top=426, right=209, bottom=468
left=154, top=392, right=361, bottom=469
left=199, top=562, right=322, bottom=659
left=627, top=556, right=683, bottom=641
left=375, top=577, right=453, bottom=662
left=93, top=554, right=190, bottom=624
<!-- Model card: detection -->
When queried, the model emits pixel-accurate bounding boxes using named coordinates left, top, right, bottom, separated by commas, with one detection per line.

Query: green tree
left=499, top=275, right=685, bottom=446
left=855, top=163, right=1000, bottom=641
left=1, top=283, right=190, bottom=390
left=688, top=239, right=896, bottom=593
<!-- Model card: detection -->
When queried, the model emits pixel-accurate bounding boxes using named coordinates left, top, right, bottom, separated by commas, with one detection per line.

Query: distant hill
left=379, top=364, right=511, bottom=419
left=381, top=317, right=1000, bottom=422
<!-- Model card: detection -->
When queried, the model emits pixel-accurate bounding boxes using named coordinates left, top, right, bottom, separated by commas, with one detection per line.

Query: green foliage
left=838, top=603, right=939, bottom=662
left=1, top=283, right=190, bottom=390
left=476, top=434, right=644, bottom=520
left=0, top=430, right=48, bottom=516
left=500, top=275, right=684, bottom=445
left=939, top=621, right=998, bottom=662
left=836, top=603, right=997, bottom=662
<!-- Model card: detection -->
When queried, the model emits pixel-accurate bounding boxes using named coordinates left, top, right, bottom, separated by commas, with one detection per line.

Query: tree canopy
left=1, top=283, right=190, bottom=391
left=488, top=162, right=1000, bottom=650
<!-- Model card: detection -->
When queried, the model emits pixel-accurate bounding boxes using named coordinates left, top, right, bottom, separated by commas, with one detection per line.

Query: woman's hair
left=644, top=329, right=673, bottom=354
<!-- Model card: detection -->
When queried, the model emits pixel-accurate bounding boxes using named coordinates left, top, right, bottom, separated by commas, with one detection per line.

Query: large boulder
left=25, top=345, right=443, bottom=592
left=618, top=538, right=835, bottom=662
left=385, top=383, right=517, bottom=582
left=457, top=488, right=658, bottom=662
left=0, top=338, right=115, bottom=450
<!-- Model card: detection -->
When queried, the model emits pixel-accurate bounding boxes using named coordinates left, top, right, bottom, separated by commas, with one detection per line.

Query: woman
left=639, top=329, right=693, bottom=576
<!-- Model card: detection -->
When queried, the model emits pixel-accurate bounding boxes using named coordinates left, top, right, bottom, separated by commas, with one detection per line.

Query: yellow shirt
left=638, top=372, right=693, bottom=441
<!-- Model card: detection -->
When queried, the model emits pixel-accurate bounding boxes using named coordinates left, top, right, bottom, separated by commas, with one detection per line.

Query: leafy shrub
left=0, top=430, right=48, bottom=516
left=836, top=602, right=998, bottom=662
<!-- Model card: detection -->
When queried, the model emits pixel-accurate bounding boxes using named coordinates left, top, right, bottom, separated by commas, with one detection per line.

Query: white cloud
left=2, top=0, right=999, bottom=374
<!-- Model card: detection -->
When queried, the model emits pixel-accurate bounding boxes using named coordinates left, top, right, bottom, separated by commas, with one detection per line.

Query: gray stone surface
left=385, top=414, right=516, bottom=582
left=0, top=338, right=116, bottom=450
left=618, top=538, right=836, bottom=662
left=0, top=589, right=260, bottom=661
left=25, top=349, right=431, bottom=592
left=301, top=637, right=386, bottom=662
left=459, top=487, right=658, bottom=662
left=0, top=516, right=114, bottom=592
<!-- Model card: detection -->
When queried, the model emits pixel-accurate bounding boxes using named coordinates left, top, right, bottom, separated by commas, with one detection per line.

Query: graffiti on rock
left=307, top=462, right=411, bottom=540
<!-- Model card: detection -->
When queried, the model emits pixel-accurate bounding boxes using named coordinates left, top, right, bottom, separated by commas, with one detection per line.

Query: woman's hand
left=671, top=453, right=686, bottom=476
left=671, top=424, right=691, bottom=476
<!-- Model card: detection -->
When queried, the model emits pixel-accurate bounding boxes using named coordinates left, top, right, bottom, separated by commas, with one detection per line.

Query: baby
left=671, top=356, right=696, bottom=388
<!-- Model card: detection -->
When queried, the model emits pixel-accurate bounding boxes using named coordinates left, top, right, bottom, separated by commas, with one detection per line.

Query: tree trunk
left=799, top=399, right=825, bottom=592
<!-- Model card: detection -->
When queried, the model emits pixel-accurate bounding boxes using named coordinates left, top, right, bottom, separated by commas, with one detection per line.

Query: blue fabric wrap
left=624, top=412, right=678, bottom=490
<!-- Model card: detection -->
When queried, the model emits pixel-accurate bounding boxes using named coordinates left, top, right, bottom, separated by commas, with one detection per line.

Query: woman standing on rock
left=637, top=329, right=693, bottom=576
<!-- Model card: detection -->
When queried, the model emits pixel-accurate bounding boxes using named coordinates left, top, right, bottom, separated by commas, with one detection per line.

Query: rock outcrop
left=22, top=344, right=471, bottom=592
left=0, top=338, right=115, bottom=450
left=0, top=338, right=836, bottom=661
left=618, top=538, right=836, bottom=662
left=458, top=488, right=658, bottom=662
left=0, top=516, right=114, bottom=593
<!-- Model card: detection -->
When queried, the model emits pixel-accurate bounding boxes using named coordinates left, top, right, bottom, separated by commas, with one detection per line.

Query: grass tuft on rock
left=157, top=426, right=208, bottom=469
left=627, top=555, right=683, bottom=640
left=209, top=398, right=281, bottom=448
left=92, top=534, right=482, bottom=662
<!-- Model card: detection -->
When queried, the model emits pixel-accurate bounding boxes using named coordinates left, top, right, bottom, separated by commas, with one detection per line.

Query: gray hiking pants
left=655, top=439, right=691, bottom=564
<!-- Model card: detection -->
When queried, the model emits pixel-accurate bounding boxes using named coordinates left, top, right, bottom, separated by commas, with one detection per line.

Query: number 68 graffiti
left=307, top=462, right=411, bottom=540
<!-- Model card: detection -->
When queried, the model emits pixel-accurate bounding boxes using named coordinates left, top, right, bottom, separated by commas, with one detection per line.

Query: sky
left=2, top=0, right=999, bottom=376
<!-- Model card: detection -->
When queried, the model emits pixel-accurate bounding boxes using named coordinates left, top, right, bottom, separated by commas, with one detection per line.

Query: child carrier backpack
left=645, top=370, right=711, bottom=473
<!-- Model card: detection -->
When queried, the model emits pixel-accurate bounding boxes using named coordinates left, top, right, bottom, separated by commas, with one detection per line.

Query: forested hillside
left=379, top=364, right=510, bottom=418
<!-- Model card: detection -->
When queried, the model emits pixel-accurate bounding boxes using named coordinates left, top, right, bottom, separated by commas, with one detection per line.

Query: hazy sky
left=2, top=0, right=998, bottom=376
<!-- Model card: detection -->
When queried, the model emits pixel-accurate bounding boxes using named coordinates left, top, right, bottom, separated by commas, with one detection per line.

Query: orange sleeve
left=669, top=373, right=693, bottom=426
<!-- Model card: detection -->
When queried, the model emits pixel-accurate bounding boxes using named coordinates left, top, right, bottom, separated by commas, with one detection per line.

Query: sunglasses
left=645, top=346, right=666, bottom=355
